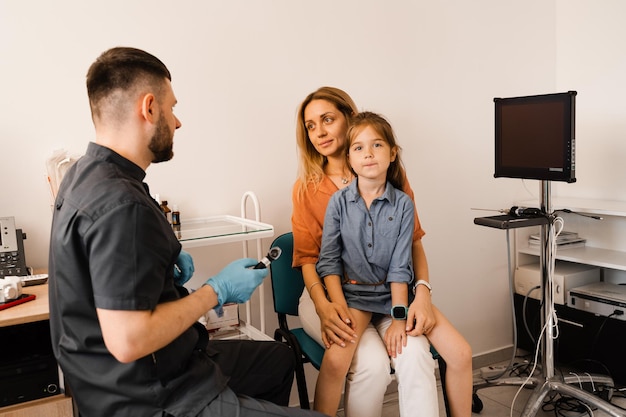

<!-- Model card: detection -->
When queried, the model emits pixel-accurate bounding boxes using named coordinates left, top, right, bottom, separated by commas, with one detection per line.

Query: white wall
left=1, top=0, right=624, bottom=364
left=554, top=1, right=626, bottom=201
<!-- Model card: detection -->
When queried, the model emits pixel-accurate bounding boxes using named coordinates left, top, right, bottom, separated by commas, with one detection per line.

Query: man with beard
left=48, top=47, right=324, bottom=417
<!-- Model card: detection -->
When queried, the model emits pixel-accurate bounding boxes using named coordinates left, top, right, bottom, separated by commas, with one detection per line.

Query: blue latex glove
left=205, top=258, right=268, bottom=306
left=173, top=250, right=195, bottom=286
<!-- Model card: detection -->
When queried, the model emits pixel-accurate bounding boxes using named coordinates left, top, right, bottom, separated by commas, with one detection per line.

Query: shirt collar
left=347, top=179, right=397, bottom=204
left=86, top=142, right=146, bottom=182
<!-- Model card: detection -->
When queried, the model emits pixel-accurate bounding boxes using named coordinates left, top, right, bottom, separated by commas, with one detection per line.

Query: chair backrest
left=269, top=232, right=305, bottom=316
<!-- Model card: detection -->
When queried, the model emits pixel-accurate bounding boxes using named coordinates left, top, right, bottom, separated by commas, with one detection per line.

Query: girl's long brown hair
left=346, top=111, right=406, bottom=191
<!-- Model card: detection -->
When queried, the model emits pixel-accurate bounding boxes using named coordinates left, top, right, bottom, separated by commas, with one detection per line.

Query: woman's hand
left=406, top=285, right=436, bottom=336
left=316, top=299, right=357, bottom=349
left=384, top=319, right=407, bottom=357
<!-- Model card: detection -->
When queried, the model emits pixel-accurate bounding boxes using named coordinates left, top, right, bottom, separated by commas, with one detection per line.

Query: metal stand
left=474, top=181, right=623, bottom=416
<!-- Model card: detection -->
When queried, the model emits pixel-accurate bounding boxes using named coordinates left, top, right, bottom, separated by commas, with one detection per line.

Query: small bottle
left=171, top=205, right=181, bottom=226
left=160, top=200, right=172, bottom=224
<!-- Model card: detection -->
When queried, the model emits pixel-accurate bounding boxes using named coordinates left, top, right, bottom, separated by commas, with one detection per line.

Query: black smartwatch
left=391, top=305, right=408, bottom=320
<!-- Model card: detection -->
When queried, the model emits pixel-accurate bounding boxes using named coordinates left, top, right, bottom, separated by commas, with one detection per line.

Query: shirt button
left=368, top=243, right=372, bottom=248
left=388, top=217, right=393, bottom=221
left=368, top=222, right=372, bottom=226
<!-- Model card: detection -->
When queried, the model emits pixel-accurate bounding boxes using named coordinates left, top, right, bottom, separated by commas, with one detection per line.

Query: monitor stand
left=474, top=180, right=623, bottom=417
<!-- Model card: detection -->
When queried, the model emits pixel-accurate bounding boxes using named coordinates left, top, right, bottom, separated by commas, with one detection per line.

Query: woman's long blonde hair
left=295, top=87, right=358, bottom=199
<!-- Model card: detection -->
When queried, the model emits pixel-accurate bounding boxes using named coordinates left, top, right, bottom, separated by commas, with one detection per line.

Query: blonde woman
left=291, top=87, right=472, bottom=417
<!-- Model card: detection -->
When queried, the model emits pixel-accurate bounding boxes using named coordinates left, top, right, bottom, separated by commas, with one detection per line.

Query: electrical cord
left=527, top=346, right=611, bottom=416
left=508, top=360, right=537, bottom=378
left=540, top=371, right=599, bottom=416
left=522, top=285, right=541, bottom=347
left=510, top=214, right=563, bottom=416
left=570, top=359, right=613, bottom=379
left=548, top=215, right=564, bottom=341
left=591, top=311, right=622, bottom=357
left=542, top=394, right=594, bottom=416
left=555, top=208, right=603, bottom=221
left=510, top=315, right=547, bottom=417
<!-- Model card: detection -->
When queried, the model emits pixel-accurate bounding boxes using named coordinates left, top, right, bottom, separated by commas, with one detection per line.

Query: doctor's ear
left=140, top=93, right=157, bottom=122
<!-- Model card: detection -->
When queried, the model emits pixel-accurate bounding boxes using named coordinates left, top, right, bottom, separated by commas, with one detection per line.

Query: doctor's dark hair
left=346, top=111, right=406, bottom=191
left=86, top=47, right=171, bottom=121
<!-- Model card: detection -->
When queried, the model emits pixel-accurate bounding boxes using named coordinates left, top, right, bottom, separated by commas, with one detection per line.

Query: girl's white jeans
left=299, top=290, right=439, bottom=417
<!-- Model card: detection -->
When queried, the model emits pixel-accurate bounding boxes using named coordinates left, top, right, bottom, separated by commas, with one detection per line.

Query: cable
left=510, top=317, right=547, bottom=417
left=571, top=372, right=584, bottom=390
left=540, top=214, right=563, bottom=344
left=508, top=360, right=536, bottom=378
left=542, top=395, right=594, bottom=416
left=584, top=372, right=597, bottom=394
left=555, top=208, right=603, bottom=221
left=510, top=214, right=563, bottom=416
left=522, top=285, right=541, bottom=346
left=537, top=371, right=598, bottom=416
left=591, top=311, right=620, bottom=357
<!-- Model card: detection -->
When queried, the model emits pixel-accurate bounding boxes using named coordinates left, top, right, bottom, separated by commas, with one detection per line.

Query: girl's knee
left=447, top=340, right=472, bottom=370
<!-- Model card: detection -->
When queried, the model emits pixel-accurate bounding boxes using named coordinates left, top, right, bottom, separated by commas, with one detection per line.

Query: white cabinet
left=514, top=198, right=626, bottom=283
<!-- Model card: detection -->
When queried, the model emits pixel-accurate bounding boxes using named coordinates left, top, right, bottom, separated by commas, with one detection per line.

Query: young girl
left=314, top=111, right=431, bottom=416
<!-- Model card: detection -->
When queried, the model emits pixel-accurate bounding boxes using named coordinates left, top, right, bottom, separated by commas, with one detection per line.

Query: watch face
left=392, top=305, right=407, bottom=320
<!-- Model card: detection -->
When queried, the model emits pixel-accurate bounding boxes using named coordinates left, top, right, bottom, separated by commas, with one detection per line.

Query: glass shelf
left=176, top=207, right=275, bottom=340
left=176, top=215, right=274, bottom=249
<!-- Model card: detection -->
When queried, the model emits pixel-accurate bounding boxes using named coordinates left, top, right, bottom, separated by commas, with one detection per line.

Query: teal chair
left=270, top=232, right=325, bottom=409
left=269, top=232, right=451, bottom=414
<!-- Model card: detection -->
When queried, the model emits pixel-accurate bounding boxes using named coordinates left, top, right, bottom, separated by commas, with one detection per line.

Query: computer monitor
left=494, top=91, right=577, bottom=183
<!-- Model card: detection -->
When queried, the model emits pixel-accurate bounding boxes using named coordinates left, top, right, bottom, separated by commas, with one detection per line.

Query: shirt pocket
left=376, top=215, right=403, bottom=240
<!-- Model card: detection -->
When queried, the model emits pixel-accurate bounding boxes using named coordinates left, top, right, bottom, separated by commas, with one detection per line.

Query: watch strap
left=414, top=279, right=432, bottom=295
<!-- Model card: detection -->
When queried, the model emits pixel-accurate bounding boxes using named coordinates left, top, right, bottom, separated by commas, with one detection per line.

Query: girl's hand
left=384, top=319, right=408, bottom=357
left=317, top=300, right=357, bottom=348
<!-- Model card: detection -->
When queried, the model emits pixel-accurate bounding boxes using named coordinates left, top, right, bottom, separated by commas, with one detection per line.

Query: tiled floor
left=337, top=361, right=626, bottom=417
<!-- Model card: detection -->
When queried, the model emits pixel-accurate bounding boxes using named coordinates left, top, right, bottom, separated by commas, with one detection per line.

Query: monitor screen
left=494, top=91, right=576, bottom=183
